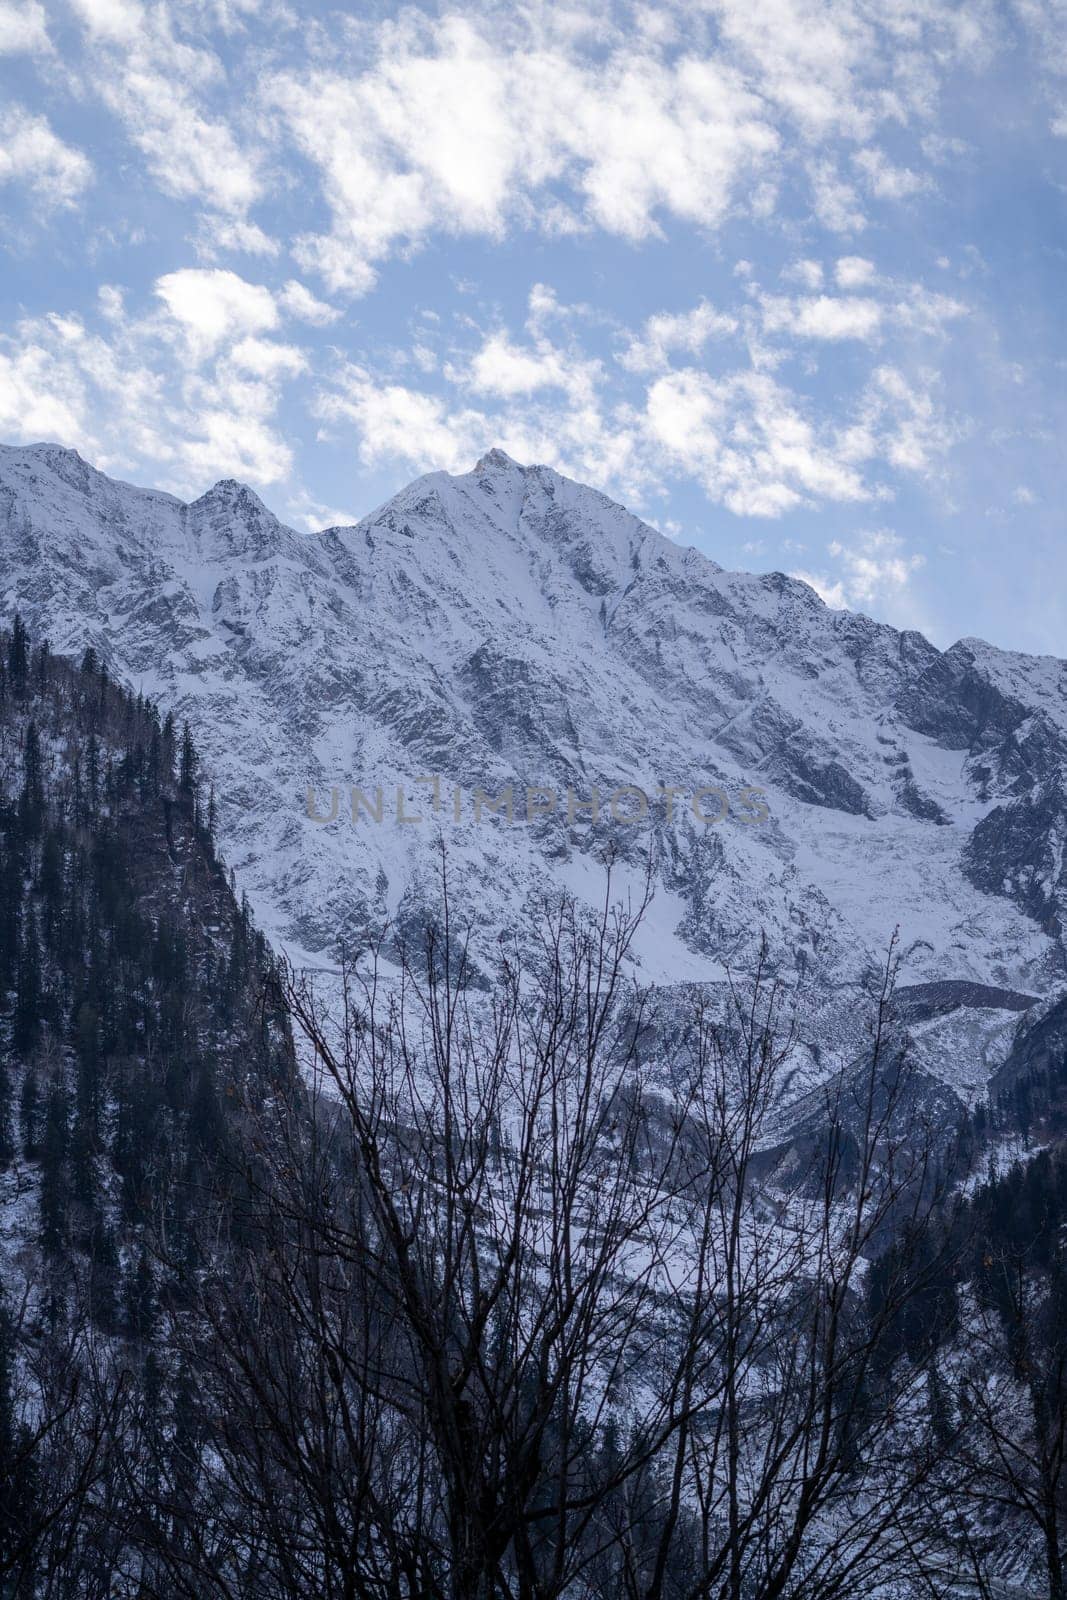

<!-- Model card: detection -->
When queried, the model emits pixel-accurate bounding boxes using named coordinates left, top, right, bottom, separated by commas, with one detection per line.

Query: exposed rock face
left=992, top=990, right=1067, bottom=1096
left=2, top=439, right=1065, bottom=1110
left=891, top=981, right=1039, bottom=1028
left=964, top=777, right=1067, bottom=940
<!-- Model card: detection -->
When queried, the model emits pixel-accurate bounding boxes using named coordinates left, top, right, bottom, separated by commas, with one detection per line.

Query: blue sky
left=0, top=0, right=1064, bottom=653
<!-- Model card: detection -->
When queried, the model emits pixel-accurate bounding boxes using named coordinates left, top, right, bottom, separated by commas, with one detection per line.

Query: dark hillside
left=0, top=616, right=294, bottom=1591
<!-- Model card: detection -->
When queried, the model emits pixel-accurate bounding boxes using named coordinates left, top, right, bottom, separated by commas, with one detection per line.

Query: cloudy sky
left=1, top=0, right=1064, bottom=652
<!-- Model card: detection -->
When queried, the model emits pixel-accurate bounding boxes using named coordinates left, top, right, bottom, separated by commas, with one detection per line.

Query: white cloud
left=278, top=280, right=341, bottom=326
left=0, top=272, right=303, bottom=491
left=287, top=489, right=361, bottom=533
left=265, top=0, right=983, bottom=298
left=1012, top=0, right=1067, bottom=138
left=782, top=259, right=824, bottom=289
left=311, top=274, right=967, bottom=524
left=227, top=337, right=306, bottom=380
left=269, top=16, right=781, bottom=294
left=840, top=364, right=962, bottom=476
left=69, top=0, right=261, bottom=216
left=526, top=282, right=574, bottom=333
left=97, top=284, right=125, bottom=321
left=0, top=0, right=49, bottom=53
left=760, top=293, right=883, bottom=342
left=642, top=367, right=869, bottom=516
left=708, top=0, right=993, bottom=142
left=320, top=332, right=623, bottom=493
left=618, top=300, right=738, bottom=373
left=835, top=255, right=876, bottom=288
left=0, top=106, right=92, bottom=207
left=853, top=147, right=930, bottom=199
left=891, top=285, right=968, bottom=335
left=154, top=268, right=278, bottom=356
left=807, top=159, right=867, bottom=232
left=461, top=334, right=573, bottom=397
left=0, top=327, right=92, bottom=441
left=317, top=369, right=492, bottom=475
left=793, top=528, right=925, bottom=615
left=198, top=215, right=280, bottom=259
left=708, top=0, right=877, bottom=138
left=757, top=271, right=967, bottom=349
left=0, top=310, right=163, bottom=463
left=792, top=571, right=849, bottom=606
left=19, top=0, right=998, bottom=304
left=317, top=336, right=647, bottom=500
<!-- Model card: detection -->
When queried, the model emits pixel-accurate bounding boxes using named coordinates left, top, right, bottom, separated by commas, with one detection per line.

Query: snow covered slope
left=2, top=440, right=1064, bottom=1103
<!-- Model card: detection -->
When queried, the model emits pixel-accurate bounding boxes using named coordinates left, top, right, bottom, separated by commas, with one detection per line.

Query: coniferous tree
left=7, top=613, right=28, bottom=693
left=0, top=846, right=20, bottom=993
left=19, top=720, right=44, bottom=836
left=37, top=828, right=63, bottom=945
left=13, top=906, right=42, bottom=1057
left=85, top=731, right=100, bottom=816
left=38, top=1079, right=68, bottom=1256
left=206, top=783, right=217, bottom=853
left=0, top=1065, right=11, bottom=1165
left=124, top=1248, right=155, bottom=1341
left=69, top=1099, right=98, bottom=1215
left=18, top=1068, right=40, bottom=1159
left=179, top=720, right=198, bottom=795
left=89, top=1221, right=119, bottom=1330
left=73, top=1000, right=102, bottom=1131
left=161, top=710, right=176, bottom=781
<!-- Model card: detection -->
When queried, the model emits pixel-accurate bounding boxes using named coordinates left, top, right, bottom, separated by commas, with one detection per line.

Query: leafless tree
left=127, top=877, right=958, bottom=1600
left=0, top=1284, right=129, bottom=1598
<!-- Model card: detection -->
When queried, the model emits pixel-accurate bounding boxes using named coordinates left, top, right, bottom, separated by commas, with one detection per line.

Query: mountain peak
left=185, top=477, right=286, bottom=560
left=1, top=440, right=93, bottom=485
left=189, top=480, right=283, bottom=537
left=195, top=477, right=270, bottom=511
left=22, top=441, right=86, bottom=465
left=473, top=447, right=524, bottom=475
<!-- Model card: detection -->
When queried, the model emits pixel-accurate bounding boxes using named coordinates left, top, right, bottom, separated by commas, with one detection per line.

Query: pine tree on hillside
left=38, top=1078, right=68, bottom=1257
left=13, top=906, right=42, bottom=1057
left=179, top=720, right=199, bottom=797
left=7, top=613, right=28, bottom=693
left=19, top=720, right=44, bottom=836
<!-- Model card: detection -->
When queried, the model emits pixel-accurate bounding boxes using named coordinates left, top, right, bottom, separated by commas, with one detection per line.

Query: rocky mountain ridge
left=2, top=439, right=1064, bottom=1109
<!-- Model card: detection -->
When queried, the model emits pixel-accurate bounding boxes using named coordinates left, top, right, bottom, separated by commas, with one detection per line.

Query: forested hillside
left=0, top=616, right=294, bottom=1593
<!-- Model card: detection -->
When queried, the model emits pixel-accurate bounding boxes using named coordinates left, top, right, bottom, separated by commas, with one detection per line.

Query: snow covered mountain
left=2, top=439, right=1065, bottom=1108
